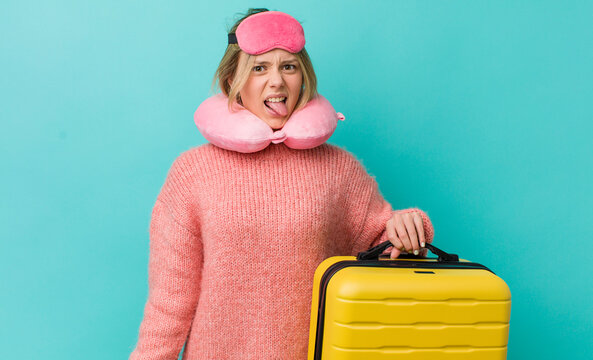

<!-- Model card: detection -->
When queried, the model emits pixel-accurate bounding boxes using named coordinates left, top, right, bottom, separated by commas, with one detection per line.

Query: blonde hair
left=212, top=9, right=318, bottom=111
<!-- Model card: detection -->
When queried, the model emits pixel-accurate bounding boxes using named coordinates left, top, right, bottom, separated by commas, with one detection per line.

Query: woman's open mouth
left=264, top=97, right=288, bottom=117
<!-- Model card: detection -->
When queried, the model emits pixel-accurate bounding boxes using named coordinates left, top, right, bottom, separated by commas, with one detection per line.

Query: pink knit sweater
left=130, top=143, right=434, bottom=360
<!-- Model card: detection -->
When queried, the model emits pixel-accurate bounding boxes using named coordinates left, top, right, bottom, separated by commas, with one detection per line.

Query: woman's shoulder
left=318, top=143, right=367, bottom=170
left=171, top=143, right=223, bottom=168
left=156, top=144, right=221, bottom=200
left=315, top=143, right=379, bottom=188
left=160, top=143, right=221, bottom=182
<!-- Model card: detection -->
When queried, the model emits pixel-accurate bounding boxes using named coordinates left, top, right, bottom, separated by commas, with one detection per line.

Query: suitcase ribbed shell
left=308, top=256, right=511, bottom=360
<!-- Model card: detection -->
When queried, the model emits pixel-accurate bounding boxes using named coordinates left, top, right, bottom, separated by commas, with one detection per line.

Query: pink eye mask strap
left=228, top=11, right=305, bottom=55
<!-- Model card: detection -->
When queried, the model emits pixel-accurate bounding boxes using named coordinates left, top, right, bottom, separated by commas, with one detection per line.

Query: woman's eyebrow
left=254, top=59, right=298, bottom=65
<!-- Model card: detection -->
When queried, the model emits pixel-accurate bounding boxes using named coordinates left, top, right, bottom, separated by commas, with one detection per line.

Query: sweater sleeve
left=130, top=156, right=203, bottom=360
left=341, top=153, right=434, bottom=255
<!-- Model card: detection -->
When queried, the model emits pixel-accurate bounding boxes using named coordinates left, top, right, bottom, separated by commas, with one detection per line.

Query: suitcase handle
left=357, top=241, right=459, bottom=262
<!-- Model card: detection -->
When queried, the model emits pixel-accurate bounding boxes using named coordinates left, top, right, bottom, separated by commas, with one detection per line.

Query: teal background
left=1, top=0, right=591, bottom=359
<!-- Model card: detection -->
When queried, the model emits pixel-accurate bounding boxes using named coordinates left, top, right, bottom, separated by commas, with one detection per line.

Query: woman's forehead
left=253, top=49, right=298, bottom=63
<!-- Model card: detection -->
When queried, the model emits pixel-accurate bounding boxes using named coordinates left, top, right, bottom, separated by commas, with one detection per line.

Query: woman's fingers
left=386, top=218, right=404, bottom=256
left=412, top=212, right=426, bottom=248
left=393, top=214, right=412, bottom=253
left=402, top=213, right=420, bottom=255
left=390, top=247, right=402, bottom=259
left=387, top=211, right=428, bottom=258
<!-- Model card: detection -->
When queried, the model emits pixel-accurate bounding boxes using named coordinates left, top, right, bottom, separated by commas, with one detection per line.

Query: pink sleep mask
left=194, top=94, right=345, bottom=153
left=228, top=11, right=305, bottom=55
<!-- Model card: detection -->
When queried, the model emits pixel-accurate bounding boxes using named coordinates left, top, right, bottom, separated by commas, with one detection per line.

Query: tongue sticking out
left=265, top=100, right=288, bottom=117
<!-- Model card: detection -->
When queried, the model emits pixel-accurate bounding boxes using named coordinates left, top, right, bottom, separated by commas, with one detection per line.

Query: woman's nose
left=267, top=68, right=284, bottom=87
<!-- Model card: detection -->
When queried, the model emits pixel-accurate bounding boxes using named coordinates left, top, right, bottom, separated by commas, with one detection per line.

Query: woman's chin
left=264, top=117, right=288, bottom=130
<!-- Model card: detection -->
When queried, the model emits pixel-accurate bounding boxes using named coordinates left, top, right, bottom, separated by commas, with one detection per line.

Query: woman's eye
left=253, top=65, right=264, bottom=72
left=284, top=64, right=296, bottom=70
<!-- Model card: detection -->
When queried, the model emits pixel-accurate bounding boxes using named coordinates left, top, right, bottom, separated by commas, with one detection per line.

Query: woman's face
left=239, top=49, right=303, bottom=130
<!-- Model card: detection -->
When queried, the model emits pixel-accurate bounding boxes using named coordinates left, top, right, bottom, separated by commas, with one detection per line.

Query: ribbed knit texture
left=130, top=143, right=434, bottom=360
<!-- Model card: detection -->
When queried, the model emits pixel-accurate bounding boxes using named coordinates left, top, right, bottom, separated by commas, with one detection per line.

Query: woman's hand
left=385, top=211, right=429, bottom=259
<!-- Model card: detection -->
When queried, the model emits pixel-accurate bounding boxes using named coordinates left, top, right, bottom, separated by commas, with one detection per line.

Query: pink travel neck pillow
left=193, top=94, right=345, bottom=153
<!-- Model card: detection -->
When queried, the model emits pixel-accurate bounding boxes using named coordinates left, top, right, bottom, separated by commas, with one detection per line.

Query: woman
left=130, top=9, right=434, bottom=360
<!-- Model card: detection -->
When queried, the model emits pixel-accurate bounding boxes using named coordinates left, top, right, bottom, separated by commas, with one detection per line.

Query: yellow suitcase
left=308, top=242, right=511, bottom=360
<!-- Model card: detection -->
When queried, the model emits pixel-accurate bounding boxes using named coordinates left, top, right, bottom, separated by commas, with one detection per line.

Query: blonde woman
left=130, top=8, right=434, bottom=360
